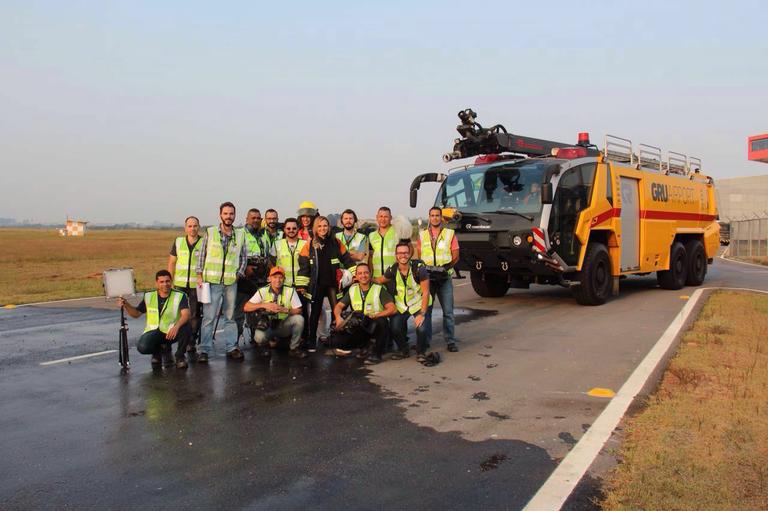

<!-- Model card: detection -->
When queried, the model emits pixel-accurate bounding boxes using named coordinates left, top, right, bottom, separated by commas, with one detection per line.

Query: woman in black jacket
left=297, top=216, right=356, bottom=351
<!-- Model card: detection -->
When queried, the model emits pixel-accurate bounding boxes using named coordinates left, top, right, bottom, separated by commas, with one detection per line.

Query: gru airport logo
left=651, top=183, right=669, bottom=202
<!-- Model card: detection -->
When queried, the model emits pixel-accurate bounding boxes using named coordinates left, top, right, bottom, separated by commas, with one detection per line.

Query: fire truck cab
left=410, top=110, right=719, bottom=305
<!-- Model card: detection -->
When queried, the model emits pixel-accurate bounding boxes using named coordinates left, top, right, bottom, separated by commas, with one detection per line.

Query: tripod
left=118, top=305, right=130, bottom=370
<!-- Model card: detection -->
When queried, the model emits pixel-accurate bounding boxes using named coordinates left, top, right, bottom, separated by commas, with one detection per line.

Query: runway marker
left=40, top=350, right=117, bottom=366
left=586, top=388, right=615, bottom=398
left=523, top=286, right=768, bottom=511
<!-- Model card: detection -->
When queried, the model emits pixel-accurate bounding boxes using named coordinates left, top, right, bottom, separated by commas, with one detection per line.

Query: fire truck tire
left=684, top=239, right=707, bottom=286
left=470, top=271, right=509, bottom=297
left=657, top=242, right=688, bottom=290
left=571, top=242, right=612, bottom=305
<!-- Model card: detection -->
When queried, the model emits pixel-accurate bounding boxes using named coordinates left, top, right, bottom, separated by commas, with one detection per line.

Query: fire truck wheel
left=571, top=242, right=612, bottom=306
left=470, top=271, right=509, bottom=298
left=657, top=241, right=688, bottom=290
left=684, top=239, right=707, bottom=286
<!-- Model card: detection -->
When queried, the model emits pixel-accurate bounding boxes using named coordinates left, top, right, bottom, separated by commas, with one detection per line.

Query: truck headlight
left=512, top=235, right=522, bottom=246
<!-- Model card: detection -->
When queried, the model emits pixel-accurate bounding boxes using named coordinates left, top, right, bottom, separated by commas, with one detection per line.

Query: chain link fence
left=728, top=215, right=768, bottom=258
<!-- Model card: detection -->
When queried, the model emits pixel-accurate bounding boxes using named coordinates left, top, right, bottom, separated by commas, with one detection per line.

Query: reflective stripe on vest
left=368, top=227, right=397, bottom=278
left=257, top=285, right=296, bottom=321
left=348, top=283, right=383, bottom=315
left=335, top=231, right=367, bottom=253
left=173, top=236, right=202, bottom=288
left=394, top=265, right=432, bottom=314
left=419, top=228, right=455, bottom=273
left=202, top=226, right=243, bottom=285
left=241, top=228, right=265, bottom=258
left=275, top=238, right=308, bottom=287
left=144, top=290, right=184, bottom=333
left=260, top=229, right=283, bottom=252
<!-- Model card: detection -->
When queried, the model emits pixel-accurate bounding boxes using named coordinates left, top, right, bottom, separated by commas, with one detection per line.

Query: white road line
left=718, top=253, right=768, bottom=270
left=523, top=286, right=768, bottom=511
left=40, top=350, right=117, bottom=366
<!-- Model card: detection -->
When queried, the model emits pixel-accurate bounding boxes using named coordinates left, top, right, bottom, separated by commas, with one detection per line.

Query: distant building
left=716, top=175, right=768, bottom=221
left=748, top=133, right=768, bottom=163
left=63, top=218, right=88, bottom=236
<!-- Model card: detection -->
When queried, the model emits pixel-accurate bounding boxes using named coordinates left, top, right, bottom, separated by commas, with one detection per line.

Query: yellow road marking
left=2, top=304, right=16, bottom=309
left=679, top=295, right=690, bottom=299
left=587, top=387, right=615, bottom=398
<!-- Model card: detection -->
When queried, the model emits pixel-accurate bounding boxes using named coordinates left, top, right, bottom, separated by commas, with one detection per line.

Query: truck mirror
left=541, top=183, right=553, bottom=204
left=410, top=189, right=418, bottom=208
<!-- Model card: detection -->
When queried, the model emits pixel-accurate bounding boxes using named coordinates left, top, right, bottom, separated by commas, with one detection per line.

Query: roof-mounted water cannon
left=442, top=108, right=598, bottom=162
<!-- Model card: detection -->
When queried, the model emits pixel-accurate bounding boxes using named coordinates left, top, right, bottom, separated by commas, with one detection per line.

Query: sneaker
left=289, top=349, right=308, bottom=359
left=197, top=352, right=209, bottom=364
left=365, top=354, right=382, bottom=365
left=416, top=353, right=427, bottom=363
left=390, top=349, right=410, bottom=360
left=227, top=348, right=244, bottom=360
left=356, top=349, right=370, bottom=360
left=447, top=343, right=459, bottom=352
left=333, top=348, right=352, bottom=357
left=176, top=356, right=188, bottom=369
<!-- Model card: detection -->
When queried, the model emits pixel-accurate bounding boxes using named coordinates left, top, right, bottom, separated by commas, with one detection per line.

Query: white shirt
left=248, top=286, right=302, bottom=309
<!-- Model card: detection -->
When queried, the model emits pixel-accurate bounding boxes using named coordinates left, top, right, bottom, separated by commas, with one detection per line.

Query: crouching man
left=118, top=270, right=191, bottom=369
left=331, top=263, right=396, bottom=363
left=244, top=266, right=307, bottom=359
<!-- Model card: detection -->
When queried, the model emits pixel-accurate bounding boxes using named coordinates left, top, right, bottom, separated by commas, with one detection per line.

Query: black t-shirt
left=382, top=262, right=429, bottom=283
left=137, top=293, right=190, bottom=314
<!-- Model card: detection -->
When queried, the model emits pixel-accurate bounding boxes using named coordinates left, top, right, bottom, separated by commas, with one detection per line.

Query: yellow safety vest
left=368, top=227, right=397, bottom=278
left=274, top=238, right=309, bottom=287
left=348, top=283, right=384, bottom=315
left=202, top=226, right=244, bottom=285
left=173, top=236, right=202, bottom=288
left=239, top=227, right=265, bottom=258
left=394, top=264, right=432, bottom=314
left=143, top=290, right=184, bottom=333
left=257, top=285, right=296, bottom=321
left=419, top=227, right=455, bottom=274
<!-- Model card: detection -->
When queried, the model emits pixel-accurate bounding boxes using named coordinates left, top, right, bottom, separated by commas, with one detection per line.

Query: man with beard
left=196, top=202, right=248, bottom=362
left=272, top=217, right=310, bottom=341
left=334, top=209, right=367, bottom=263
left=260, top=209, right=283, bottom=254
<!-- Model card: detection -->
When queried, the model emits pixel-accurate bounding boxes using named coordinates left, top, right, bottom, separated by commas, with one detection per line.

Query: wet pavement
left=1, top=256, right=767, bottom=510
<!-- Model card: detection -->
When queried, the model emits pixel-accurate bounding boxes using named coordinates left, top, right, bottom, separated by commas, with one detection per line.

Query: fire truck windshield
left=435, top=160, right=561, bottom=220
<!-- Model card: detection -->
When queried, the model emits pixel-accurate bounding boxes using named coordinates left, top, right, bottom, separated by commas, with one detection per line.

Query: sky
left=1, top=1, right=766, bottom=225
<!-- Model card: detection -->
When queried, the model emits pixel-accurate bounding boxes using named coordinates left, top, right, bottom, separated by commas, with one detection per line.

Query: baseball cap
left=269, top=267, right=286, bottom=277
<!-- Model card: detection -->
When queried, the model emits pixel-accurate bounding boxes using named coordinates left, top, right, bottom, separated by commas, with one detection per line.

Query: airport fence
left=728, top=215, right=768, bottom=258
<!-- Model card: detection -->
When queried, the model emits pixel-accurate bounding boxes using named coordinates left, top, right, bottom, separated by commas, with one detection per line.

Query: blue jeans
left=200, top=283, right=238, bottom=355
left=390, top=308, right=432, bottom=354
left=429, top=277, right=457, bottom=345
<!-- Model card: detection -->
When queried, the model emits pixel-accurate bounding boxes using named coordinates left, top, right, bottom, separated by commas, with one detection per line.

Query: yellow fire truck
left=410, top=109, right=719, bottom=305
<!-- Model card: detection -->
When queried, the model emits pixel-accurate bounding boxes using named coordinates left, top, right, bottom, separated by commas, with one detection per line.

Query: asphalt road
left=1, top=256, right=767, bottom=510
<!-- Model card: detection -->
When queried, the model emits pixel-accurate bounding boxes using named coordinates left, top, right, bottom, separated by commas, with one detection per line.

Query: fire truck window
left=548, top=163, right=597, bottom=266
left=441, top=173, right=477, bottom=209
left=605, top=164, right=613, bottom=206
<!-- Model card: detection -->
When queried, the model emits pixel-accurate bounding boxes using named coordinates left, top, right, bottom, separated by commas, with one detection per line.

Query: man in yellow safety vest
left=168, top=215, right=203, bottom=353
left=368, top=206, right=398, bottom=279
left=331, top=262, right=396, bottom=363
left=195, top=201, right=248, bottom=363
left=416, top=206, right=460, bottom=352
left=244, top=266, right=306, bottom=358
left=119, top=270, right=191, bottom=369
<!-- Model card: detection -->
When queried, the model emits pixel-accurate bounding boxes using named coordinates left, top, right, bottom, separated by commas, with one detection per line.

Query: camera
left=341, top=312, right=376, bottom=336
left=425, top=265, right=450, bottom=282
left=247, top=256, right=270, bottom=282
left=247, top=311, right=275, bottom=331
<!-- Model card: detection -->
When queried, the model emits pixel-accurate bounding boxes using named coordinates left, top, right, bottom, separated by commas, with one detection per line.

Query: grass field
left=0, top=228, right=179, bottom=305
left=601, top=290, right=768, bottom=510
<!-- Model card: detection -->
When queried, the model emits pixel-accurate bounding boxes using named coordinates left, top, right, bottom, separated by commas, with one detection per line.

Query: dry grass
left=0, top=228, right=178, bottom=305
left=739, top=256, right=768, bottom=267
left=601, top=291, right=768, bottom=511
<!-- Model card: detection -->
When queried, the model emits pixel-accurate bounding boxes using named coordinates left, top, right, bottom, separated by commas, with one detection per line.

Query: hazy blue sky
left=1, top=1, right=766, bottom=225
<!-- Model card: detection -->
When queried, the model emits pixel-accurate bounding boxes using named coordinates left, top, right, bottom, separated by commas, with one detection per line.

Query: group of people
left=119, top=201, right=460, bottom=370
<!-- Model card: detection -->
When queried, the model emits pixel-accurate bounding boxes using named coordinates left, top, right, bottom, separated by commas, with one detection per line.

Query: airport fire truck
left=410, top=109, right=720, bottom=305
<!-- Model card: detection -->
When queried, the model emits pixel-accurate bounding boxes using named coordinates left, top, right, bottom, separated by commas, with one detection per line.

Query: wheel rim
left=595, top=259, right=608, bottom=292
